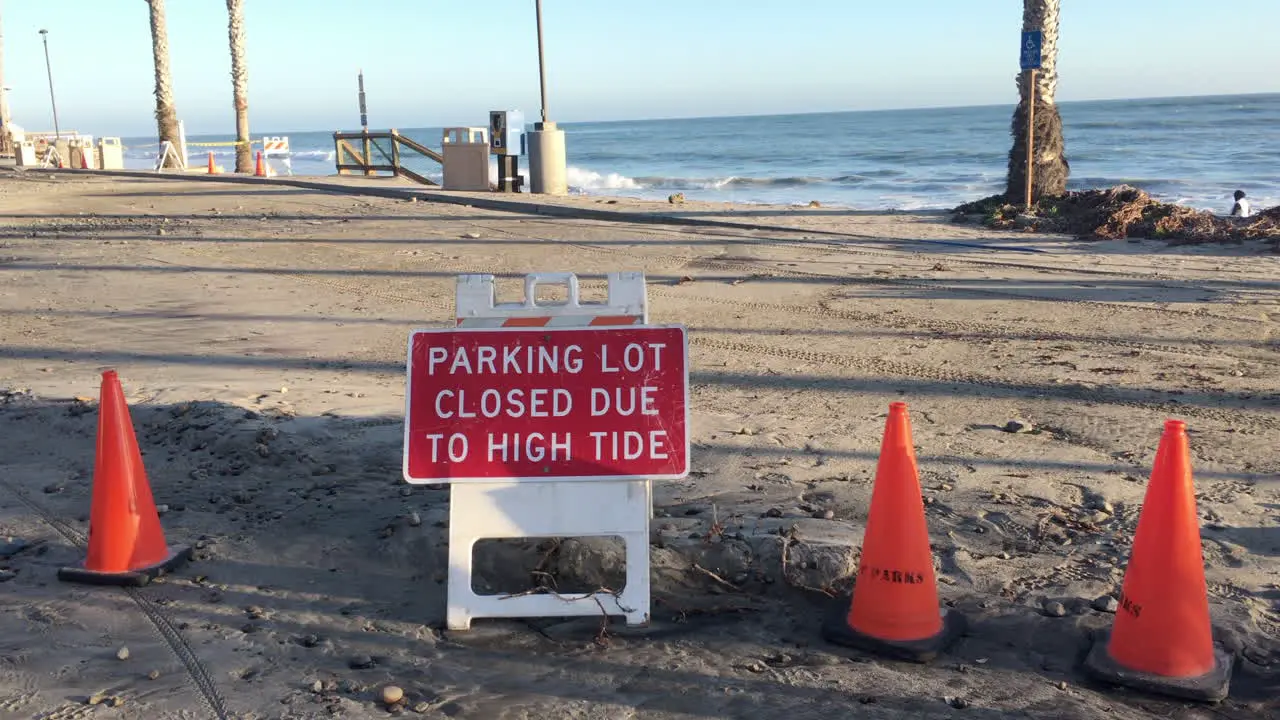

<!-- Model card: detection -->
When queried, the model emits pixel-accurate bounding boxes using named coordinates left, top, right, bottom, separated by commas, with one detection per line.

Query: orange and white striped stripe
left=262, top=136, right=290, bottom=153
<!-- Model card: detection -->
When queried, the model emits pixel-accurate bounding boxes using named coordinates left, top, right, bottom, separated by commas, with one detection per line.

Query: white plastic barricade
left=404, top=272, right=690, bottom=631
left=262, top=136, right=292, bottom=176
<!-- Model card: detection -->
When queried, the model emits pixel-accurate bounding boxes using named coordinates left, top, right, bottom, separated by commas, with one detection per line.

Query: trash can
left=15, top=141, right=36, bottom=167
left=68, top=138, right=96, bottom=169
left=441, top=127, right=490, bottom=191
left=98, top=138, right=124, bottom=169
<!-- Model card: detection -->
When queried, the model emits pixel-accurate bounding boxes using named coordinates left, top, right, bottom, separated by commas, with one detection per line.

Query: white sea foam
left=565, top=166, right=642, bottom=190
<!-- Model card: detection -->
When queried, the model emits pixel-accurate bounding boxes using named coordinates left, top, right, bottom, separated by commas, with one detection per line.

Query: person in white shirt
left=1230, top=190, right=1252, bottom=219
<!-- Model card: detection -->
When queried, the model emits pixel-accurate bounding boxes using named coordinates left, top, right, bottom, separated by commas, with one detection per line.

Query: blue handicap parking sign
left=1020, top=31, right=1043, bottom=70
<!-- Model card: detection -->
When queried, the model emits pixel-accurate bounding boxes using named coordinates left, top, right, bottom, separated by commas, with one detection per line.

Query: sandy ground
left=0, top=170, right=1278, bottom=720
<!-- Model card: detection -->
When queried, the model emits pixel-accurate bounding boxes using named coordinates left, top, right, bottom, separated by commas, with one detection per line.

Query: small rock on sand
left=1042, top=601, right=1067, bottom=617
left=382, top=685, right=405, bottom=705
left=115, top=647, right=130, bottom=661
left=1003, top=419, right=1034, bottom=434
left=1092, top=595, right=1119, bottom=613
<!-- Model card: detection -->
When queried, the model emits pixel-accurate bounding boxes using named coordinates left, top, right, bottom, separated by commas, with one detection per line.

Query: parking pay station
left=489, top=110, right=525, bottom=193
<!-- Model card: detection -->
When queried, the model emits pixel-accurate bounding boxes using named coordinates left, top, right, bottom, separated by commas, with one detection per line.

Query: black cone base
left=821, top=594, right=967, bottom=663
left=58, top=546, right=192, bottom=588
left=1083, top=631, right=1233, bottom=703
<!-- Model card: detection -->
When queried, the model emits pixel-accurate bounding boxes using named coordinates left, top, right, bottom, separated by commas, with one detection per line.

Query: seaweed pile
left=953, top=186, right=1280, bottom=247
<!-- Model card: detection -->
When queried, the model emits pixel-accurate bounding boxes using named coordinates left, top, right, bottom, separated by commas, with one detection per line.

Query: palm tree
left=226, top=0, right=251, bottom=173
left=1006, top=0, right=1069, bottom=202
left=147, top=0, right=181, bottom=168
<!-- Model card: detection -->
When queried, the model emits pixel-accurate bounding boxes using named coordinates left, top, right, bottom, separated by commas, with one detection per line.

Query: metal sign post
left=1020, top=31, right=1043, bottom=210
left=404, top=272, right=690, bottom=631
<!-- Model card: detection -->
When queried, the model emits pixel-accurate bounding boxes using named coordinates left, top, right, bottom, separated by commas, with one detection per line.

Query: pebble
left=156, top=504, right=170, bottom=514
left=300, top=634, right=321, bottom=648
left=944, top=696, right=970, bottom=709
left=1056, top=681, right=1067, bottom=690
left=413, top=701, right=432, bottom=713
left=763, top=507, right=783, bottom=518
left=1003, top=419, right=1034, bottom=434
left=1042, top=601, right=1067, bottom=617
left=461, top=232, right=481, bottom=239
left=408, top=512, right=422, bottom=527
left=814, top=509, right=835, bottom=520
left=382, top=685, right=405, bottom=705
left=311, top=679, right=325, bottom=694
left=148, top=670, right=160, bottom=680
left=348, top=655, right=375, bottom=669
left=116, top=646, right=130, bottom=661
left=1092, top=595, right=1119, bottom=613
left=940, top=483, right=954, bottom=491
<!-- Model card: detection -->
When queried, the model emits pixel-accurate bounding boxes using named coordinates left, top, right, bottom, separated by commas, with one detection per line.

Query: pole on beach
left=0, top=1, right=11, bottom=156
left=1025, top=68, right=1036, bottom=210
left=357, top=69, right=373, bottom=176
left=535, top=0, right=548, bottom=125
left=527, top=0, right=567, bottom=194
left=38, top=28, right=60, bottom=140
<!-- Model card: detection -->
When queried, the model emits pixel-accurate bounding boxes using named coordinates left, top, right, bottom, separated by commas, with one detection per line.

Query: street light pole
left=526, top=0, right=567, bottom=194
left=38, top=28, right=60, bottom=139
left=0, top=1, right=12, bottom=140
left=534, top=0, right=548, bottom=125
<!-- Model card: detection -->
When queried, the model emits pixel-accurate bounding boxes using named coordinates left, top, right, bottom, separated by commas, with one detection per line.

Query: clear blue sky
left=3, top=0, right=1277, bottom=137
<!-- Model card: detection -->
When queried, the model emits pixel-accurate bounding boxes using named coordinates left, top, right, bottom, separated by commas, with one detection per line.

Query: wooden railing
left=333, top=129, right=442, bottom=186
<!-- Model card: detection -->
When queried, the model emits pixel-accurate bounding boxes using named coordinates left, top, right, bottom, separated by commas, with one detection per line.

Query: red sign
left=403, top=326, right=689, bottom=483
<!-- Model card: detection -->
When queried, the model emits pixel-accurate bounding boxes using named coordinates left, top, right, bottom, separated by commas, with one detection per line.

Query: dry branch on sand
left=953, top=185, right=1280, bottom=249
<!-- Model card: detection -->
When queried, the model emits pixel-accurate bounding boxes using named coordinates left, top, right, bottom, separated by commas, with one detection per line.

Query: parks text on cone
left=58, top=370, right=191, bottom=587
left=822, top=402, right=965, bottom=662
left=1083, top=419, right=1233, bottom=702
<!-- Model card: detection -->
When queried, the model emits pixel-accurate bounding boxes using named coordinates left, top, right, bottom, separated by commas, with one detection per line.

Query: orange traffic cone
left=207, top=151, right=217, bottom=174
left=254, top=151, right=266, bottom=177
left=58, top=371, right=191, bottom=587
left=80, top=152, right=89, bottom=170
left=822, top=402, right=965, bottom=662
left=1083, top=420, right=1232, bottom=702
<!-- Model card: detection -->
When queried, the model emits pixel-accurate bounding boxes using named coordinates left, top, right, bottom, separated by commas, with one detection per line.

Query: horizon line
left=138, top=89, right=1279, bottom=139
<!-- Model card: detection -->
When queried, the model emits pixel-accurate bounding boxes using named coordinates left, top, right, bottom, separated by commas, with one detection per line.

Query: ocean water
left=121, top=93, right=1280, bottom=213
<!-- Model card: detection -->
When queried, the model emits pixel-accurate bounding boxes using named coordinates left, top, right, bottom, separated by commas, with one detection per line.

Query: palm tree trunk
left=227, top=0, right=251, bottom=173
left=1006, top=0, right=1069, bottom=201
left=148, top=0, right=181, bottom=169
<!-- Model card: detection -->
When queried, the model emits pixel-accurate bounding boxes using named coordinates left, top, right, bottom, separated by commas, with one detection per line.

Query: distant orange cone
left=822, top=402, right=965, bottom=662
left=207, top=151, right=217, bottom=174
left=254, top=151, right=266, bottom=177
left=1083, top=420, right=1232, bottom=702
left=80, top=152, right=89, bottom=170
left=58, top=371, right=191, bottom=587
